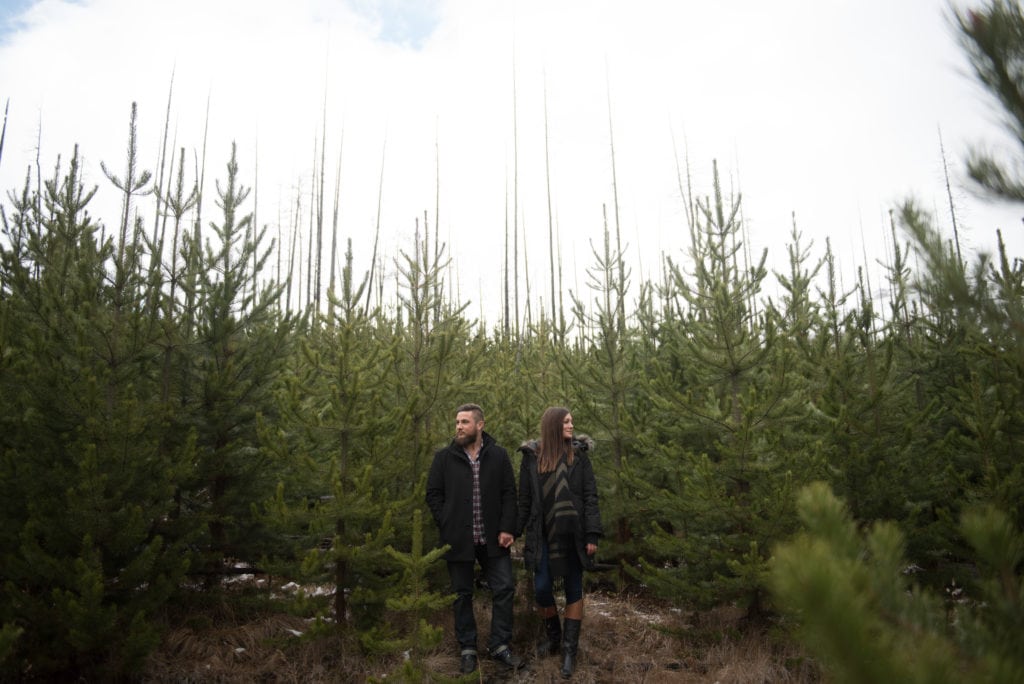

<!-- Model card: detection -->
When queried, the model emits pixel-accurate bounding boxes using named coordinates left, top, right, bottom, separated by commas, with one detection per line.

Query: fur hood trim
left=519, top=433, right=594, bottom=453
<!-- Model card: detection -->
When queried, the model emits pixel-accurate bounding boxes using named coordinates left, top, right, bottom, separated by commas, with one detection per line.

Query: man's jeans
left=447, top=545, right=514, bottom=654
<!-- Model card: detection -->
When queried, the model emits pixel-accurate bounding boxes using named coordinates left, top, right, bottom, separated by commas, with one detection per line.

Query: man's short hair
left=456, top=403, right=484, bottom=422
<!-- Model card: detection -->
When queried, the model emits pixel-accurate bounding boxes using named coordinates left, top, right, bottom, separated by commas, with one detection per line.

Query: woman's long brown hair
left=537, top=406, right=574, bottom=473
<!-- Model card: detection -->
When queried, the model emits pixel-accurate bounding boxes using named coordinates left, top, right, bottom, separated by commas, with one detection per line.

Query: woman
left=516, top=407, right=602, bottom=679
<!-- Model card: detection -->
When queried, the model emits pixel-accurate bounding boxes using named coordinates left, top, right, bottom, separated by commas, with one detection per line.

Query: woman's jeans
left=534, top=537, right=583, bottom=607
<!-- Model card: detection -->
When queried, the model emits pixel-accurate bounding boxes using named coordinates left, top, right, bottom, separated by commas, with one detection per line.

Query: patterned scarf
left=540, top=454, right=578, bottom=576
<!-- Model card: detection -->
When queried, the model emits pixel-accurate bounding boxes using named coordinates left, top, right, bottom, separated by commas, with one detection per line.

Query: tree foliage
left=0, top=4, right=1022, bottom=678
left=956, top=0, right=1024, bottom=201
left=771, top=483, right=1023, bottom=684
left=0, top=147, right=188, bottom=679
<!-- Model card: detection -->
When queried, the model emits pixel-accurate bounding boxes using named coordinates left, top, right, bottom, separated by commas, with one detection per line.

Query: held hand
left=498, top=532, right=514, bottom=548
left=586, top=543, right=597, bottom=556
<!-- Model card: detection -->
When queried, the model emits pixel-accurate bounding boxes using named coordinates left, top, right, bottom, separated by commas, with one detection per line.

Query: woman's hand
left=586, top=543, right=597, bottom=556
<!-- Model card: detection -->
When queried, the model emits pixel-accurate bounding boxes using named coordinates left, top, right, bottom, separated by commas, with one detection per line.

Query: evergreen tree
left=368, top=509, right=453, bottom=682
left=771, top=13, right=1024, bottom=659
left=0, top=149, right=188, bottom=679
left=771, top=482, right=1024, bottom=683
left=899, top=201, right=1024, bottom=535
left=955, top=0, right=1024, bottom=202
left=807, top=240, right=951, bottom=563
left=475, top=329, right=534, bottom=449
left=479, top=313, right=572, bottom=458
left=386, top=220, right=476, bottom=477
left=175, top=142, right=294, bottom=577
left=635, top=163, right=810, bottom=615
left=264, top=239, right=400, bottom=632
left=564, top=212, right=647, bottom=571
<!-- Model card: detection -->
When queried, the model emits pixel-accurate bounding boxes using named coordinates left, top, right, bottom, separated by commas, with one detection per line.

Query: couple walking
left=425, top=403, right=603, bottom=678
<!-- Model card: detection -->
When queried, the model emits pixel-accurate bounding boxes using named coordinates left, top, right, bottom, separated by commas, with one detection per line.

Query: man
left=426, top=403, right=525, bottom=674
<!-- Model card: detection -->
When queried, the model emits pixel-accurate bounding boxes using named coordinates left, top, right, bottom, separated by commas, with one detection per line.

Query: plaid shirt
left=466, top=447, right=485, bottom=545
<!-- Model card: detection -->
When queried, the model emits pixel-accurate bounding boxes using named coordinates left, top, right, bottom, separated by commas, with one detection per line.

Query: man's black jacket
left=425, top=431, right=517, bottom=562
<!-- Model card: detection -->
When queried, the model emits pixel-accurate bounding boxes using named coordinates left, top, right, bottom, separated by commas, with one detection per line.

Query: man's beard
left=455, top=428, right=478, bottom=447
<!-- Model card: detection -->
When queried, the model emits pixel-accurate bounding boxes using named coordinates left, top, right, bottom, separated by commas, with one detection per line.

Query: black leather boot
left=537, top=615, right=561, bottom=657
left=561, top=618, right=581, bottom=678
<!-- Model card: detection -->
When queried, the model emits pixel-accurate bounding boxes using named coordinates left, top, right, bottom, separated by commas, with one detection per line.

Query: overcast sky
left=1, top=0, right=1022, bottom=323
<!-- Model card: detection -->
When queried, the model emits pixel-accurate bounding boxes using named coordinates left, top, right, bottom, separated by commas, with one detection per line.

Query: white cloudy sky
left=1, top=0, right=1022, bottom=323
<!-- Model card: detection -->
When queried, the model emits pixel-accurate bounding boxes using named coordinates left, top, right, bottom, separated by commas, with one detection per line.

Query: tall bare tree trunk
left=316, top=109, right=327, bottom=315
left=605, top=74, right=626, bottom=336
left=306, top=138, right=316, bottom=312
left=504, top=170, right=510, bottom=338
left=433, top=128, right=442, bottom=326
left=0, top=98, right=9, bottom=170
left=938, top=126, right=963, bottom=266
left=364, top=139, right=386, bottom=316
left=287, top=187, right=301, bottom=310
left=152, top=71, right=174, bottom=248
left=513, top=53, right=521, bottom=340
left=250, top=139, right=259, bottom=311
left=329, top=132, right=344, bottom=295
left=543, top=73, right=557, bottom=332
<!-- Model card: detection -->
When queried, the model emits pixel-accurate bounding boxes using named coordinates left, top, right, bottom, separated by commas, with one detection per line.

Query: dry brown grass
left=518, top=594, right=818, bottom=684
left=141, top=580, right=819, bottom=683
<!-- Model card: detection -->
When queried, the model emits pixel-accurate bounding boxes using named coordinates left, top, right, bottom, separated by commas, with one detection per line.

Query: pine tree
left=770, top=30, right=1024, bottom=663
left=955, top=0, right=1024, bottom=202
left=387, top=218, right=476, bottom=476
left=0, top=624, right=22, bottom=667
left=366, top=509, right=452, bottom=682
left=175, top=142, right=294, bottom=578
left=806, top=240, right=951, bottom=560
left=264, top=239, right=400, bottom=631
left=0, top=148, right=188, bottom=679
left=634, top=163, right=809, bottom=615
left=899, top=201, right=1024, bottom=538
left=510, top=313, right=574, bottom=435
left=771, top=482, right=1024, bottom=683
left=564, top=210, right=647, bottom=572
left=474, top=327, right=534, bottom=449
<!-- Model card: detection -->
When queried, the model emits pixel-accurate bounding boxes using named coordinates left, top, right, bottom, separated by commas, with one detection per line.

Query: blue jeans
left=447, top=545, right=514, bottom=654
left=534, top=537, right=583, bottom=607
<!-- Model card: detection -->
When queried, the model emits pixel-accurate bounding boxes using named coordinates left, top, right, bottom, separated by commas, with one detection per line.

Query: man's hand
left=586, top=543, right=597, bottom=556
left=498, top=532, right=514, bottom=548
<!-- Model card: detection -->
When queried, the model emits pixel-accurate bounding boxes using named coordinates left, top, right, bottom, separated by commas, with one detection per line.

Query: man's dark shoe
left=490, top=646, right=525, bottom=670
left=460, top=652, right=478, bottom=674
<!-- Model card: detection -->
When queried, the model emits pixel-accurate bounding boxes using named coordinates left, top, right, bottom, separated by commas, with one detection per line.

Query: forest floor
left=141, top=575, right=821, bottom=683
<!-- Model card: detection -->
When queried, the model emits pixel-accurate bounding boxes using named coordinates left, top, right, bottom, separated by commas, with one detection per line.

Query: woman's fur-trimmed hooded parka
left=515, top=434, right=603, bottom=572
